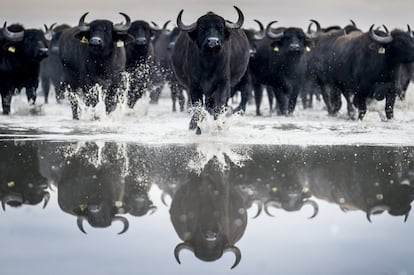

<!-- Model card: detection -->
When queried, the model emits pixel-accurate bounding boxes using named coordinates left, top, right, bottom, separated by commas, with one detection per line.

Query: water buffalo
left=250, top=21, right=312, bottom=115
left=311, top=25, right=414, bottom=120
left=39, top=23, right=71, bottom=104
left=125, top=20, right=156, bottom=108
left=170, top=165, right=246, bottom=269
left=171, top=6, right=250, bottom=134
left=58, top=12, right=133, bottom=119
left=0, top=22, right=49, bottom=114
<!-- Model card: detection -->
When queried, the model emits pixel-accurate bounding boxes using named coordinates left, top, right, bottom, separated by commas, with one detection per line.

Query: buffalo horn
left=78, top=12, right=90, bottom=32
left=224, top=6, right=244, bottom=30
left=151, top=21, right=159, bottom=29
left=264, top=199, right=282, bottom=217
left=77, top=216, right=88, bottom=234
left=161, top=191, right=170, bottom=206
left=112, top=216, right=129, bottom=234
left=308, top=19, right=321, bottom=34
left=174, top=242, right=194, bottom=264
left=369, top=24, right=393, bottom=44
left=148, top=205, right=157, bottom=215
left=253, top=19, right=265, bottom=40
left=366, top=205, right=390, bottom=223
left=1, top=201, right=5, bottom=211
left=350, top=19, right=356, bottom=27
left=252, top=200, right=263, bottom=218
left=266, top=20, right=284, bottom=40
left=303, top=199, right=319, bottom=219
left=114, top=12, right=131, bottom=32
left=408, top=24, right=414, bottom=38
left=162, top=20, right=171, bottom=33
left=177, top=10, right=197, bottom=32
left=224, top=246, right=242, bottom=269
left=2, top=22, right=24, bottom=42
left=42, top=192, right=50, bottom=209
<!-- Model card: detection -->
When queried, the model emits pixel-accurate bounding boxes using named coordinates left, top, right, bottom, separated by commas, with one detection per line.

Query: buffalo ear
left=270, top=40, right=281, bottom=49
left=188, top=30, right=198, bottom=41
left=73, top=31, right=90, bottom=43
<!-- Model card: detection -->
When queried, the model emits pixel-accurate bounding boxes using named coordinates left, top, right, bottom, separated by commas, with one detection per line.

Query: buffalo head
left=266, top=21, right=311, bottom=56
left=170, top=172, right=246, bottom=269
left=73, top=12, right=132, bottom=55
left=177, top=6, right=244, bottom=53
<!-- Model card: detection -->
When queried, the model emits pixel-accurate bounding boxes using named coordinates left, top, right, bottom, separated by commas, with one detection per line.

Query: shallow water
left=1, top=139, right=414, bottom=275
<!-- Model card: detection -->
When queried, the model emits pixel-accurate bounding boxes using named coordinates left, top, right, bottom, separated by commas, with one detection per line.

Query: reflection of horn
left=225, top=246, right=242, bottom=269
left=224, top=6, right=244, bottom=30
left=367, top=205, right=390, bottom=223
left=251, top=200, right=263, bottom=219
left=265, top=20, right=284, bottom=40
left=42, top=192, right=50, bottom=209
left=369, top=24, right=393, bottom=44
left=174, top=242, right=194, bottom=264
left=302, top=200, right=319, bottom=219
left=148, top=205, right=157, bottom=215
left=77, top=216, right=87, bottom=234
left=161, top=191, right=170, bottom=206
left=264, top=200, right=282, bottom=217
left=112, top=216, right=129, bottom=234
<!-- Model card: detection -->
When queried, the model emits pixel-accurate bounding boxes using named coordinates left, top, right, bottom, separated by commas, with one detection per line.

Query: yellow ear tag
left=273, top=46, right=279, bottom=52
left=80, top=36, right=89, bottom=44
left=378, top=47, right=385, bottom=54
left=7, top=181, right=15, bottom=188
left=8, top=46, right=16, bottom=53
left=116, top=41, right=124, bottom=48
left=79, top=204, right=87, bottom=211
left=306, top=46, right=311, bottom=52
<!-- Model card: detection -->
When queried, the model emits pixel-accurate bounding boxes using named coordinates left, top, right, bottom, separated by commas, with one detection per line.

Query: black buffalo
left=170, top=164, right=246, bottom=269
left=171, top=6, right=250, bottom=134
left=311, top=25, right=414, bottom=120
left=0, top=141, right=50, bottom=211
left=250, top=21, right=312, bottom=115
left=58, top=13, right=133, bottom=119
left=39, top=23, right=71, bottom=104
left=153, top=23, right=187, bottom=111
left=125, top=20, right=156, bottom=108
left=0, top=22, right=49, bottom=114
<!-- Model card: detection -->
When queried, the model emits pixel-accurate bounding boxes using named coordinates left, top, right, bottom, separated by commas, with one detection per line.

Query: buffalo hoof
left=195, top=127, right=202, bottom=135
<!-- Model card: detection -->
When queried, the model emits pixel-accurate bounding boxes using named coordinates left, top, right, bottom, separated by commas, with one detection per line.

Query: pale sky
left=2, top=0, right=414, bottom=31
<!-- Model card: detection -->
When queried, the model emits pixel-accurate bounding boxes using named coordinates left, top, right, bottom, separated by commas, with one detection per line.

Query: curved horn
left=1, top=201, right=5, bottom=211
left=253, top=19, right=265, bottom=40
left=350, top=19, right=356, bottom=27
left=2, top=22, right=24, bottom=42
left=148, top=205, right=157, bottom=215
left=162, top=20, right=171, bottom=32
left=251, top=200, right=263, bottom=218
left=77, top=216, right=87, bottom=234
left=404, top=211, right=410, bottom=222
left=42, top=192, right=50, bottom=209
left=369, top=24, right=393, bottom=44
left=265, top=20, right=284, bottom=40
left=151, top=21, right=159, bottom=29
left=176, top=9, right=197, bottom=32
left=112, top=216, right=129, bottom=234
left=114, top=12, right=131, bottom=32
left=78, top=12, right=90, bottom=32
left=161, top=191, right=170, bottom=206
left=224, top=6, right=244, bottom=30
left=302, top=199, right=319, bottom=219
left=225, top=246, right=242, bottom=269
left=264, top=199, right=282, bottom=217
left=44, top=23, right=56, bottom=41
left=174, top=242, right=194, bottom=264
left=407, top=24, right=414, bottom=38
left=367, top=205, right=390, bottom=223
left=308, top=19, right=321, bottom=34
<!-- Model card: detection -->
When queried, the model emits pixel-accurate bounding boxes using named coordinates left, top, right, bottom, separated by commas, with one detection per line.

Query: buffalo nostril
left=207, top=37, right=220, bottom=48
left=289, top=44, right=301, bottom=52
left=89, top=37, right=103, bottom=46
left=135, top=37, right=147, bottom=45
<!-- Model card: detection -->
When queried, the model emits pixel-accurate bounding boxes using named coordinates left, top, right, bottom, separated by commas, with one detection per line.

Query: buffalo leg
left=26, top=86, right=37, bottom=105
left=1, top=93, right=12, bottom=115
left=41, top=76, right=50, bottom=104
left=354, top=95, right=367, bottom=120
left=254, top=84, right=263, bottom=116
left=385, top=93, right=396, bottom=120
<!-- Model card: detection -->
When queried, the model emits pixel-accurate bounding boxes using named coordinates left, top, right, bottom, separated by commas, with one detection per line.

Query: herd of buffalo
left=1, top=6, right=414, bottom=133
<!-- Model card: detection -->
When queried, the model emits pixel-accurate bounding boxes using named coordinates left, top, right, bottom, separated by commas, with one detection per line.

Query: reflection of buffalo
left=37, top=142, right=157, bottom=233
left=170, top=163, right=246, bottom=269
left=0, top=141, right=49, bottom=210
left=306, top=146, right=414, bottom=222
